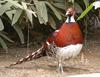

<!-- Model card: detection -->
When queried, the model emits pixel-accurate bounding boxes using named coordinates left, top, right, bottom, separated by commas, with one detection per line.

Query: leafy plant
left=0, top=0, right=100, bottom=51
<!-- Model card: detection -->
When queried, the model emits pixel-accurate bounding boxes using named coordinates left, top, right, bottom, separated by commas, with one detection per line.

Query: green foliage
left=13, top=25, right=24, bottom=44
left=0, top=0, right=100, bottom=51
left=0, top=2, right=13, bottom=16
left=0, top=37, right=8, bottom=52
left=34, top=1, right=48, bottom=24
left=12, top=9, right=22, bottom=25
left=83, top=0, right=89, bottom=8
left=0, top=32, right=14, bottom=52
left=45, top=1, right=62, bottom=20
left=77, top=4, right=94, bottom=20
left=0, top=19, right=4, bottom=31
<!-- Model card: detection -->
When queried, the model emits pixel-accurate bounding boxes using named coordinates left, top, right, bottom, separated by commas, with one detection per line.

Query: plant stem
left=84, top=18, right=88, bottom=47
left=27, top=23, right=30, bottom=52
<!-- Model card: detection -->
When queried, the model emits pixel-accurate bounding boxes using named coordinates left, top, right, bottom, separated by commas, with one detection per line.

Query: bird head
left=65, top=7, right=76, bottom=23
left=66, top=7, right=76, bottom=16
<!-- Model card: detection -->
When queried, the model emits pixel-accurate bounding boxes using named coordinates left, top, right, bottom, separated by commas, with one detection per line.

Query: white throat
left=65, top=16, right=75, bottom=23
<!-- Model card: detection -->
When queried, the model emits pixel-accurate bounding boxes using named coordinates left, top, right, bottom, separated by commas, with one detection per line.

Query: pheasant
left=9, top=7, right=84, bottom=73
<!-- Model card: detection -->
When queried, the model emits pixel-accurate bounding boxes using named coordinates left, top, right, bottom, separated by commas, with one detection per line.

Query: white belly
left=56, top=44, right=83, bottom=60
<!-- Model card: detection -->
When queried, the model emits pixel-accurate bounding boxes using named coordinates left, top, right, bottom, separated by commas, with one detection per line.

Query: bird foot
left=56, top=69, right=65, bottom=76
left=58, top=69, right=64, bottom=74
left=56, top=64, right=64, bottom=74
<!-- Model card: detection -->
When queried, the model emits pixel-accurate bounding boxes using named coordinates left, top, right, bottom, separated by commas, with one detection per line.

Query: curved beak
left=65, top=12, right=69, bottom=17
left=66, top=12, right=69, bottom=16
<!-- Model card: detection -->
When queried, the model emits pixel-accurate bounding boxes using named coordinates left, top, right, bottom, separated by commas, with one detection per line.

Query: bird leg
left=80, top=52, right=89, bottom=65
left=57, top=59, right=64, bottom=74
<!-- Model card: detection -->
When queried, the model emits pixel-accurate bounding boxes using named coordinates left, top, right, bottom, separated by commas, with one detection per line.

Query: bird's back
left=48, top=22, right=83, bottom=47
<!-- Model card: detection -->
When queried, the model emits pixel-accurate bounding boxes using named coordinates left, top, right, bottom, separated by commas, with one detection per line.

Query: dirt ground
left=0, top=33, right=100, bottom=77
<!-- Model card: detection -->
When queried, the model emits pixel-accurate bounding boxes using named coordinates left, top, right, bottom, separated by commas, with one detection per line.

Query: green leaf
left=34, top=1, right=44, bottom=24
left=12, top=9, right=22, bottom=25
left=25, top=6, right=37, bottom=24
left=0, top=18, right=4, bottom=31
left=74, top=2, right=83, bottom=13
left=48, top=16, right=56, bottom=29
left=29, top=5, right=37, bottom=17
left=30, top=5, right=37, bottom=12
left=0, top=0, right=7, bottom=4
left=77, top=4, right=93, bottom=21
left=83, top=0, right=89, bottom=8
left=6, top=10, right=16, bottom=20
left=0, top=2, right=13, bottom=16
left=40, top=2, right=48, bottom=23
left=22, top=2, right=27, bottom=9
left=68, top=0, right=74, bottom=3
left=0, top=32, right=14, bottom=43
left=52, top=3, right=66, bottom=10
left=34, top=1, right=48, bottom=24
left=0, top=3, right=1, bottom=8
left=0, top=37, right=8, bottom=52
left=45, top=2, right=62, bottom=20
left=5, top=0, right=23, bottom=9
left=54, top=0, right=65, bottom=3
left=25, top=9, right=33, bottom=25
left=13, top=25, right=24, bottom=44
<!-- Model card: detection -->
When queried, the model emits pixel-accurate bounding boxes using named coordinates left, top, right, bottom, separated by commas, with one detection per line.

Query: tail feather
left=9, top=46, right=45, bottom=67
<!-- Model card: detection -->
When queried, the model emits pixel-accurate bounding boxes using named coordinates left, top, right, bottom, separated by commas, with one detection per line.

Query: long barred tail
left=9, top=46, right=45, bottom=67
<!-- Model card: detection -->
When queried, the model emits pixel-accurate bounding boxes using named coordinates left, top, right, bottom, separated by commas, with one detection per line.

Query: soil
left=0, top=32, right=100, bottom=77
